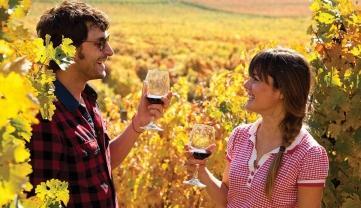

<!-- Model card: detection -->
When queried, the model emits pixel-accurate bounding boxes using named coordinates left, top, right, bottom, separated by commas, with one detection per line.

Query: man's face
left=73, top=26, right=114, bottom=81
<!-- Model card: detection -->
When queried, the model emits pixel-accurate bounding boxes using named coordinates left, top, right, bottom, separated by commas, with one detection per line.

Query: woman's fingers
left=206, top=143, right=217, bottom=153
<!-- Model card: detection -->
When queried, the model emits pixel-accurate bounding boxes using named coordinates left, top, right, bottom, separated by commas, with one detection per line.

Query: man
left=28, top=1, right=171, bottom=207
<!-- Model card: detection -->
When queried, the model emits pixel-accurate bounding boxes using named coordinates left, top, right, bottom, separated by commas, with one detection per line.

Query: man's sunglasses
left=83, top=34, right=110, bottom=51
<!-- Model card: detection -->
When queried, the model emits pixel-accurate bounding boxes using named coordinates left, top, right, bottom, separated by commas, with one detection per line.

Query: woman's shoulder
left=230, top=122, right=255, bottom=140
left=227, top=120, right=260, bottom=145
left=295, top=127, right=328, bottom=156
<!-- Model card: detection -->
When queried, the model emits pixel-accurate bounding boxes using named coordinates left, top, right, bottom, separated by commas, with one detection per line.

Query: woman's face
left=243, top=73, right=284, bottom=116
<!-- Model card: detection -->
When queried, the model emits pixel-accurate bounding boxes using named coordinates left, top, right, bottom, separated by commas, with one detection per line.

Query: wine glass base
left=183, top=178, right=206, bottom=188
left=141, top=122, right=163, bottom=131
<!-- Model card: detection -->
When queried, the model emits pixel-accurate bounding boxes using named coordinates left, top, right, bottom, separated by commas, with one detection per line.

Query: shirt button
left=248, top=179, right=252, bottom=183
left=101, top=182, right=109, bottom=190
left=250, top=171, right=254, bottom=176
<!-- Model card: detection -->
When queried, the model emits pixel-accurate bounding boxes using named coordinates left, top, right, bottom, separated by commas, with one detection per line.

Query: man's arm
left=109, top=115, right=143, bottom=168
left=109, top=85, right=172, bottom=169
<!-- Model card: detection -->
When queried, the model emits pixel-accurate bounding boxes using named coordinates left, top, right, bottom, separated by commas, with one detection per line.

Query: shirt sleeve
left=28, top=116, right=64, bottom=189
left=297, top=145, right=329, bottom=187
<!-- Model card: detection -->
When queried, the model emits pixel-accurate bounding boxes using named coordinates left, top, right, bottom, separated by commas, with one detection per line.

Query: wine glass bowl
left=183, top=124, right=215, bottom=188
left=142, top=69, right=170, bottom=131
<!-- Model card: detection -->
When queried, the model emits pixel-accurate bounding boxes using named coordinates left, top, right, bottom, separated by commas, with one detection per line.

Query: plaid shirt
left=29, top=80, right=118, bottom=208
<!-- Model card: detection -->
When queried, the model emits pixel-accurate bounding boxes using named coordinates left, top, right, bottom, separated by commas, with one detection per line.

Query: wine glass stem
left=194, top=164, right=199, bottom=179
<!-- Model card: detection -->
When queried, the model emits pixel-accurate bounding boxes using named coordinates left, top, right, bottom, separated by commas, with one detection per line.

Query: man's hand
left=132, top=84, right=173, bottom=130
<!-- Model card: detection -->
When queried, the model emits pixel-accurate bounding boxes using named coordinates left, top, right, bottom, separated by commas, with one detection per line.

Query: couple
left=29, top=1, right=329, bottom=207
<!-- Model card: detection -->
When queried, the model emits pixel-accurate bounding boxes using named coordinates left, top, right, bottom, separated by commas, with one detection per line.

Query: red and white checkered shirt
left=226, top=119, right=329, bottom=208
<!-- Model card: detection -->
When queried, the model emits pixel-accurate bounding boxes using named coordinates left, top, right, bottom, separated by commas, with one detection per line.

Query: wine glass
left=183, top=124, right=215, bottom=188
left=141, top=69, right=170, bottom=131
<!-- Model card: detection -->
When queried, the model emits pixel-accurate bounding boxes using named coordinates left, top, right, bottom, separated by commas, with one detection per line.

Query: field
left=22, top=1, right=319, bottom=207
left=26, top=1, right=311, bottom=96
left=182, top=0, right=311, bottom=17
left=26, top=1, right=311, bottom=48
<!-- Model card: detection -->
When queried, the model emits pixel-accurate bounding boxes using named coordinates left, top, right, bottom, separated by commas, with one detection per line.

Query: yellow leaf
left=0, top=186, right=13, bottom=206
left=0, top=0, right=8, bottom=9
left=21, top=196, right=42, bottom=208
left=350, top=45, right=361, bottom=56
left=317, top=12, right=335, bottom=24
left=14, top=146, right=30, bottom=163
left=310, top=1, right=320, bottom=12
left=35, top=182, right=47, bottom=201
left=32, top=38, right=47, bottom=63
left=0, top=40, right=14, bottom=57
left=60, top=38, right=76, bottom=56
left=331, top=73, right=342, bottom=87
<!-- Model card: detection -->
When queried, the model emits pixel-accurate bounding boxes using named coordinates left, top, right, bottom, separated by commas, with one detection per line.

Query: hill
left=181, top=0, right=311, bottom=17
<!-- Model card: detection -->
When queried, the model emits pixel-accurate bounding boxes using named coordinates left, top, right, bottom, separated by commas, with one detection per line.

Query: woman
left=185, top=48, right=329, bottom=207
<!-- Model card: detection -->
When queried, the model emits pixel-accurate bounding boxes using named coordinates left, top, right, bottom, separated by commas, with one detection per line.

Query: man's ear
left=74, top=46, right=84, bottom=61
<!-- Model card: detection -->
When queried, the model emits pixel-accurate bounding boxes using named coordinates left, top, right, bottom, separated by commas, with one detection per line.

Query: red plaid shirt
left=29, top=80, right=118, bottom=208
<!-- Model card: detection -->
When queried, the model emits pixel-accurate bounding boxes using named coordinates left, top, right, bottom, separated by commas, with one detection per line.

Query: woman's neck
left=255, top=114, right=285, bottom=157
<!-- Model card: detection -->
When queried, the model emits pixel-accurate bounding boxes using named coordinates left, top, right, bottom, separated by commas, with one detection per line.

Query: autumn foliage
left=0, top=0, right=360, bottom=208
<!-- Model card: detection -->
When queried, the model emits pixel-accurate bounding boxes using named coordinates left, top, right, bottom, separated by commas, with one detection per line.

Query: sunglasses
left=83, top=34, right=110, bottom=51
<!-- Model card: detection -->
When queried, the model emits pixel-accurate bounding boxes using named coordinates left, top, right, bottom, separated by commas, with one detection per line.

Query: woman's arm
left=197, top=160, right=230, bottom=207
left=297, top=186, right=324, bottom=208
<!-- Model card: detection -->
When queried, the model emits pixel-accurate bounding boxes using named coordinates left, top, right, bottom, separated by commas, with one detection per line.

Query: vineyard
left=0, top=0, right=360, bottom=207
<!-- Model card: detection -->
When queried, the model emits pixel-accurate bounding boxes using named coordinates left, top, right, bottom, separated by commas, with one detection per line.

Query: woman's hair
left=36, top=1, right=109, bottom=71
left=248, top=47, right=311, bottom=198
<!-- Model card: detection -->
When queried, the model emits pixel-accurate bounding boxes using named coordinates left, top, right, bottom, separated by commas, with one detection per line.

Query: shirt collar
left=54, top=80, right=98, bottom=112
left=247, top=118, right=306, bottom=154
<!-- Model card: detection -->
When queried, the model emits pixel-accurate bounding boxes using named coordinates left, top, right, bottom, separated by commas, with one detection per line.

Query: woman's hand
left=184, top=144, right=216, bottom=170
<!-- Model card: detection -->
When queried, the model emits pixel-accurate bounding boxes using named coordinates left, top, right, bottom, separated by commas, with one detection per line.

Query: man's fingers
left=141, top=82, right=148, bottom=98
left=162, top=91, right=173, bottom=108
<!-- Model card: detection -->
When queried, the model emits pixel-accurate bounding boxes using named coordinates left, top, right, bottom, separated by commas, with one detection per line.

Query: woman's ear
left=279, top=92, right=284, bottom=100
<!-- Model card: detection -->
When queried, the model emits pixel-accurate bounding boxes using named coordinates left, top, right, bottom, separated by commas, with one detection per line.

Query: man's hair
left=36, top=1, right=109, bottom=70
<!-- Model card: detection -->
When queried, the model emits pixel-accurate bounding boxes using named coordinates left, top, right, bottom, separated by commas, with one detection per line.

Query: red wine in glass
left=146, top=94, right=164, bottom=104
left=191, top=148, right=211, bottom=160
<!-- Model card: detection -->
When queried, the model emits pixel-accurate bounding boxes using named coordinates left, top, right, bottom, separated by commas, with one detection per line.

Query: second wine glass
left=142, top=69, right=170, bottom=131
left=183, top=124, right=215, bottom=188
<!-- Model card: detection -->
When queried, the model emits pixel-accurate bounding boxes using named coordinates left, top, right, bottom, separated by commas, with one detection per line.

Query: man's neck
left=56, top=71, right=87, bottom=104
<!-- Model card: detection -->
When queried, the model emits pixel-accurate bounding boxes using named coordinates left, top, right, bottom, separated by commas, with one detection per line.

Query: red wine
left=191, top=149, right=211, bottom=160
left=146, top=95, right=164, bottom=104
